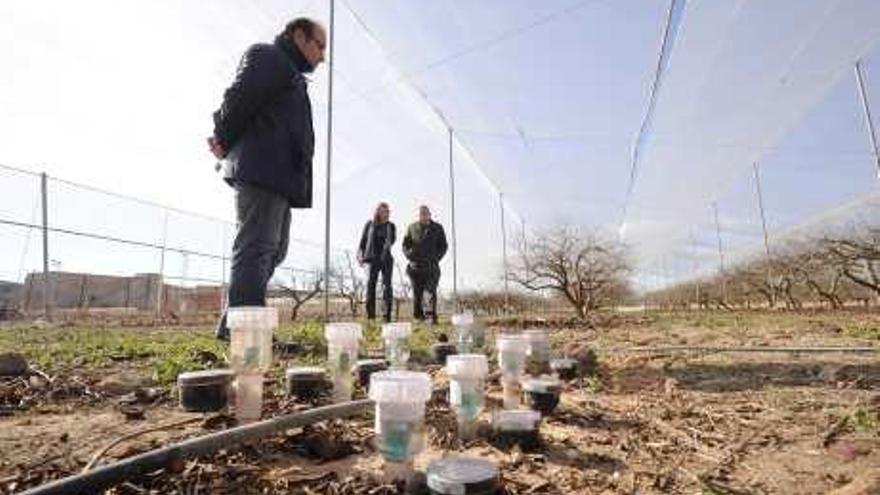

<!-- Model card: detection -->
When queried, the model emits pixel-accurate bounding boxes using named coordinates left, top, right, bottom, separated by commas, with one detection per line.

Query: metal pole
left=500, top=191, right=510, bottom=313
left=689, top=230, right=700, bottom=309
left=712, top=202, right=727, bottom=303
left=448, top=126, right=458, bottom=306
left=753, top=162, right=774, bottom=306
left=855, top=60, right=880, bottom=178
left=157, top=210, right=168, bottom=316
left=220, top=223, right=228, bottom=310
left=40, top=172, right=51, bottom=321
left=322, top=0, right=336, bottom=322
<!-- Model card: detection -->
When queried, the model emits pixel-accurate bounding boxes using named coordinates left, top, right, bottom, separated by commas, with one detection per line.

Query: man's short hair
left=282, top=18, right=320, bottom=40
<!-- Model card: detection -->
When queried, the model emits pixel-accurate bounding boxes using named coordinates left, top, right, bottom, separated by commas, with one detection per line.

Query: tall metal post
left=712, top=202, right=728, bottom=303
left=40, top=172, right=51, bottom=321
left=157, top=210, right=169, bottom=316
left=220, top=223, right=228, bottom=310
left=689, top=230, right=700, bottom=310
left=322, top=0, right=336, bottom=321
left=753, top=162, right=774, bottom=306
left=500, top=191, right=510, bottom=313
left=855, top=60, right=880, bottom=178
left=448, top=126, right=459, bottom=306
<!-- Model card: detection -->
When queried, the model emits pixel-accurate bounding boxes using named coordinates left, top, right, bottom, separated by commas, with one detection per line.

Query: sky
left=0, top=0, right=879, bottom=293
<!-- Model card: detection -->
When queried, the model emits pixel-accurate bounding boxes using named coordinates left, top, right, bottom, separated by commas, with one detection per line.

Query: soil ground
left=1, top=311, right=879, bottom=494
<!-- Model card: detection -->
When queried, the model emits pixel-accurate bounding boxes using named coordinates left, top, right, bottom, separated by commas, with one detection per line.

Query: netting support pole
left=157, top=210, right=168, bottom=317
left=712, top=202, right=727, bottom=303
left=500, top=191, right=510, bottom=314
left=753, top=162, right=773, bottom=306
left=448, top=126, right=458, bottom=308
left=40, top=172, right=52, bottom=322
left=322, top=0, right=336, bottom=322
left=220, top=224, right=228, bottom=311
left=689, top=230, right=700, bottom=310
left=855, top=60, right=880, bottom=178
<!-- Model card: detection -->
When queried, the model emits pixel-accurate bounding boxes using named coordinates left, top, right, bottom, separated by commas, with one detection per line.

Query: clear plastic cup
left=233, top=371, right=263, bottom=423
left=369, top=370, right=432, bottom=487
left=228, top=306, right=277, bottom=372
left=325, top=322, right=362, bottom=403
left=382, top=322, right=412, bottom=369
left=523, top=329, right=552, bottom=376
left=446, top=354, right=488, bottom=440
left=496, top=334, right=529, bottom=409
left=451, top=312, right=475, bottom=354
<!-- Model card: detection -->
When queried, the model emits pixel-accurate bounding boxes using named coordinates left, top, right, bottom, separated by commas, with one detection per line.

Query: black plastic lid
left=427, top=457, right=499, bottom=495
left=177, top=369, right=234, bottom=386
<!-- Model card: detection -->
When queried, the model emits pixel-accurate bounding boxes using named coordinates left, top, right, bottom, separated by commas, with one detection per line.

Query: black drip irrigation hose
left=20, top=399, right=374, bottom=495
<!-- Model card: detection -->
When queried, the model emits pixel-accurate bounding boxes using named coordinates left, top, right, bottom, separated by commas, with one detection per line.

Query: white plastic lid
left=522, top=376, right=561, bottom=393
left=325, top=322, right=362, bottom=345
left=523, top=329, right=549, bottom=342
left=227, top=306, right=278, bottom=330
left=446, top=354, right=489, bottom=379
left=285, top=366, right=325, bottom=378
left=493, top=409, right=542, bottom=431
left=369, top=370, right=432, bottom=403
left=450, top=312, right=474, bottom=327
left=382, top=322, right=412, bottom=340
left=496, top=334, right=529, bottom=353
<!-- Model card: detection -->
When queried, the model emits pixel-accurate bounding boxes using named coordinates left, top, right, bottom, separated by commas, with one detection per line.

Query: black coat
left=403, top=221, right=448, bottom=266
left=358, top=221, right=396, bottom=264
left=213, top=36, right=314, bottom=208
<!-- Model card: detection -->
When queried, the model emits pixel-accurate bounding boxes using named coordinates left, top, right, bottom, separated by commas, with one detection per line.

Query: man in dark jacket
left=209, top=18, right=326, bottom=340
left=403, top=206, right=448, bottom=324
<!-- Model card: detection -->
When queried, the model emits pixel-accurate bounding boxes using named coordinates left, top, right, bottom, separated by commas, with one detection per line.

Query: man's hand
left=207, top=137, right=225, bottom=160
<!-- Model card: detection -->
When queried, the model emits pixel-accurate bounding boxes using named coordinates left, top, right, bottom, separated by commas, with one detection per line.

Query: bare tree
left=332, top=251, right=365, bottom=318
left=823, top=230, right=880, bottom=297
left=510, top=226, right=631, bottom=319
left=277, top=270, right=324, bottom=321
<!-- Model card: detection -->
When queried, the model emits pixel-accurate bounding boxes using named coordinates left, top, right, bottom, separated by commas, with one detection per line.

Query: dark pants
left=407, top=262, right=440, bottom=323
left=365, top=259, right=393, bottom=320
left=216, top=183, right=291, bottom=339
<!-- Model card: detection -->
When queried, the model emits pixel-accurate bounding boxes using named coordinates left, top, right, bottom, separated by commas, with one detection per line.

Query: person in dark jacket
left=357, top=202, right=396, bottom=322
left=403, top=206, right=448, bottom=324
left=209, top=18, right=326, bottom=340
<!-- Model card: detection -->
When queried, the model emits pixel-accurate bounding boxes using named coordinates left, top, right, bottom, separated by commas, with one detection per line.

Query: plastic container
left=523, top=329, right=552, bottom=376
left=551, top=358, right=579, bottom=381
left=177, top=369, right=234, bottom=412
left=228, top=306, right=277, bottom=372
left=446, top=354, right=488, bottom=440
left=325, top=322, right=362, bottom=403
left=492, top=409, right=542, bottom=451
left=369, top=370, right=432, bottom=487
left=522, top=376, right=561, bottom=415
left=382, top=322, right=412, bottom=369
left=472, top=318, right=487, bottom=349
left=357, top=359, right=389, bottom=389
left=234, top=371, right=264, bottom=423
left=285, top=366, right=327, bottom=400
left=427, top=457, right=499, bottom=495
left=451, top=312, right=475, bottom=354
left=496, top=334, right=529, bottom=409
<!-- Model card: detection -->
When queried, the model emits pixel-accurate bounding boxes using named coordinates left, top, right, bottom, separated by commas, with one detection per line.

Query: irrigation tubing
left=20, top=399, right=374, bottom=495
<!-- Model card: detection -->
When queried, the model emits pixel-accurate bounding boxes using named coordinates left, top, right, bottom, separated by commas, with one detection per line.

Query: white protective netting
left=0, top=0, right=879, bottom=295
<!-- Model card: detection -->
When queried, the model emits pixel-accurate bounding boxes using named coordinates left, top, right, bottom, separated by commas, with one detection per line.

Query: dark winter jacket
left=403, top=221, right=448, bottom=266
left=358, top=221, right=396, bottom=264
left=213, top=35, right=314, bottom=208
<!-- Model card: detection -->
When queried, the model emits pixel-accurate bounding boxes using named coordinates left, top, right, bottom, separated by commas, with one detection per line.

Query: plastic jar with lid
left=325, top=322, right=362, bottom=403
left=446, top=354, right=488, bottom=440
left=381, top=322, right=412, bottom=369
left=450, top=312, right=475, bottom=354
left=369, top=370, right=432, bottom=488
left=523, top=329, right=552, bottom=376
left=228, top=306, right=277, bottom=372
left=495, top=333, right=529, bottom=409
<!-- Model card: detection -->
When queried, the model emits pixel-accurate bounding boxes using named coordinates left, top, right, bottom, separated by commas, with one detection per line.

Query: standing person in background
left=209, top=18, right=326, bottom=340
left=403, top=206, right=448, bottom=324
left=358, top=202, right=396, bottom=322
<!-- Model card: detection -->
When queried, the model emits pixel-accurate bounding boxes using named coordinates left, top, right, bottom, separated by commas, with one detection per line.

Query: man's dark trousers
left=216, top=183, right=290, bottom=339
left=366, top=260, right=393, bottom=320
left=408, top=262, right=440, bottom=323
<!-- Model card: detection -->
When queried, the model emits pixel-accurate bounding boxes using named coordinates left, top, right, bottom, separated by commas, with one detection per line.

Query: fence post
left=157, top=210, right=169, bottom=316
left=40, top=172, right=52, bottom=321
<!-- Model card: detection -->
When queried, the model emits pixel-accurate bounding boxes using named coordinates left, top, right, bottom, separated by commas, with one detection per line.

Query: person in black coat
left=358, top=202, right=396, bottom=322
left=209, top=18, right=326, bottom=340
left=403, top=206, right=448, bottom=324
